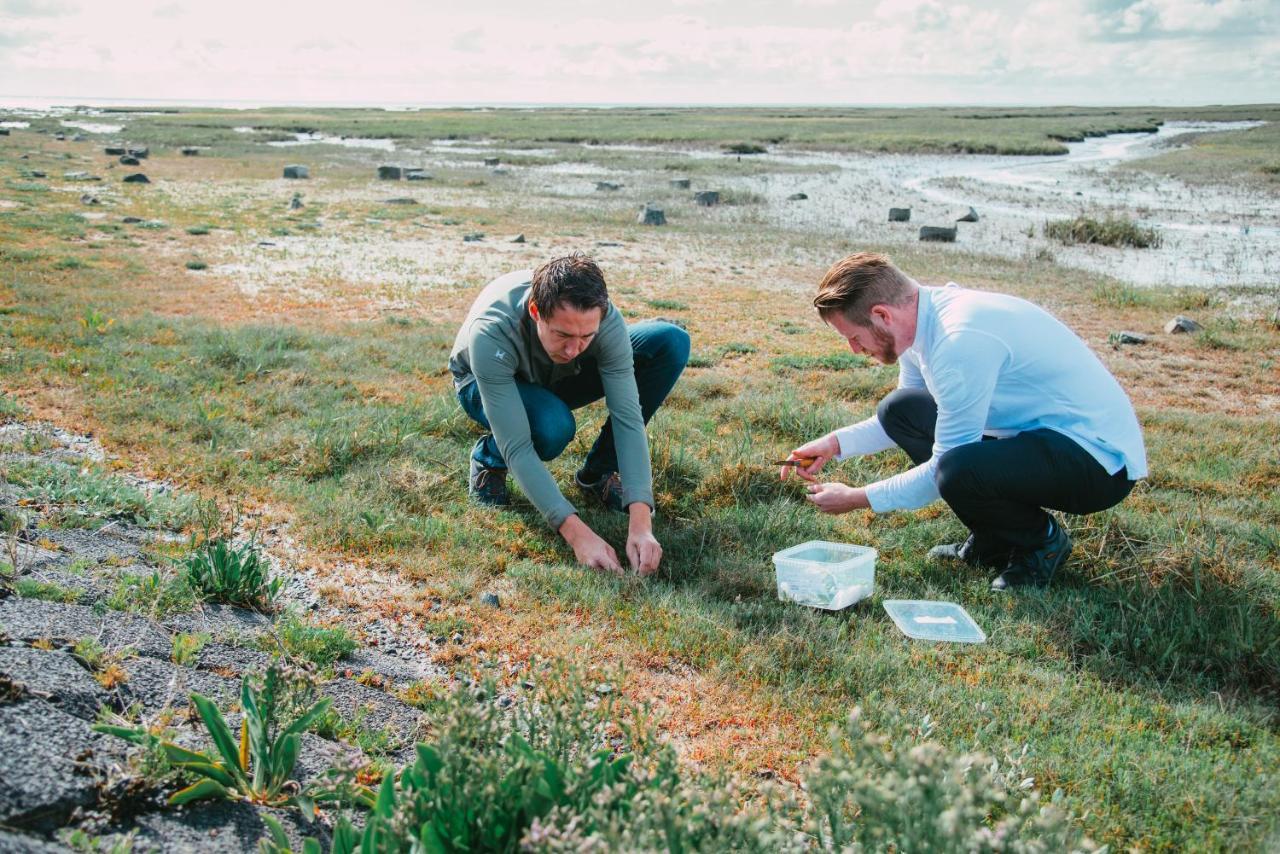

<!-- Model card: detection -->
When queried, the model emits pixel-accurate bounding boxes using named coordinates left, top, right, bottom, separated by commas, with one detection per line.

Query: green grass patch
left=263, top=612, right=358, bottom=669
left=2, top=459, right=198, bottom=529
left=14, top=578, right=81, bottom=603
left=1044, top=215, right=1162, bottom=249
left=771, top=352, right=868, bottom=373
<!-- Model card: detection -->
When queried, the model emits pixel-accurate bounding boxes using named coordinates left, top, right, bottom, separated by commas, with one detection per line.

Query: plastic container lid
left=883, top=600, right=986, bottom=643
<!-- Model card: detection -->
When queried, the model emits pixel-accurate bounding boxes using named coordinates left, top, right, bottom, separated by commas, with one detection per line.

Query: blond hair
left=813, top=252, right=916, bottom=326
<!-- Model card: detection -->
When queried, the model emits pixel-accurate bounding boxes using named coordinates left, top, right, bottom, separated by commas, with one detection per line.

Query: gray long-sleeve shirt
left=449, top=270, right=654, bottom=529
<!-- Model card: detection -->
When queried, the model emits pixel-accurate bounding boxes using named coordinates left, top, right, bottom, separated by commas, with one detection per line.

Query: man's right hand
left=781, top=433, right=840, bottom=483
left=558, top=515, right=623, bottom=575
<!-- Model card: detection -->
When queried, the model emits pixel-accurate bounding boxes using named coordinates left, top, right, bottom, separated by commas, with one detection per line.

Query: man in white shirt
left=782, top=252, right=1146, bottom=590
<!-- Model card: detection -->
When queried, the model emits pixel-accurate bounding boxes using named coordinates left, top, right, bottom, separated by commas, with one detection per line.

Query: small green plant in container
left=182, top=538, right=281, bottom=610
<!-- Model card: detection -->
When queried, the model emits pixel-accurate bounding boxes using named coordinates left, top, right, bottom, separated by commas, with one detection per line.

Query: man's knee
left=877, top=386, right=933, bottom=428
left=935, top=444, right=984, bottom=502
left=529, top=410, right=576, bottom=461
left=634, top=322, right=691, bottom=369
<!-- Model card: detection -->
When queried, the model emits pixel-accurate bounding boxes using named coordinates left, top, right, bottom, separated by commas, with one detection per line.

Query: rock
left=104, top=147, right=125, bottom=155
left=1164, top=315, right=1202, bottom=334
left=71, top=134, right=86, bottom=142
left=181, top=147, right=200, bottom=156
left=383, top=197, right=417, bottom=205
left=0, top=698, right=127, bottom=833
left=117, top=656, right=240, bottom=715
left=122, top=173, right=149, bottom=184
left=377, top=165, right=402, bottom=180
left=160, top=602, right=270, bottom=638
left=491, top=167, right=510, bottom=175
left=596, top=241, right=624, bottom=247
left=638, top=204, right=666, bottom=226
left=595, top=181, right=621, bottom=191
left=121, top=216, right=143, bottom=224
left=289, top=193, right=303, bottom=210
left=787, top=192, right=808, bottom=201
left=889, top=207, right=911, bottom=222
left=54, top=133, right=65, bottom=141
left=511, top=234, right=526, bottom=243
left=126, top=147, right=149, bottom=159
left=669, top=178, right=691, bottom=189
left=693, top=191, right=720, bottom=206
left=191, top=641, right=274, bottom=677
left=118, top=155, right=140, bottom=165
left=956, top=206, right=980, bottom=223
left=0, top=129, right=9, bottom=136
left=26, top=170, right=46, bottom=178
left=63, top=171, right=95, bottom=181
left=463, top=233, right=485, bottom=242
left=481, top=592, right=500, bottom=608
left=483, top=157, right=500, bottom=167
left=0, top=647, right=108, bottom=721
left=0, top=829, right=71, bottom=852
left=80, top=194, right=99, bottom=206
left=282, top=165, right=309, bottom=179
left=405, top=170, right=432, bottom=181
left=124, top=799, right=327, bottom=853
left=919, top=225, right=957, bottom=243
left=1114, top=331, right=1148, bottom=345
left=0, top=598, right=173, bottom=660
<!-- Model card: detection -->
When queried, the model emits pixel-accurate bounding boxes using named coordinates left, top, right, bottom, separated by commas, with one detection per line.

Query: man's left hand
left=626, top=530, right=663, bottom=576
left=805, top=482, right=870, bottom=514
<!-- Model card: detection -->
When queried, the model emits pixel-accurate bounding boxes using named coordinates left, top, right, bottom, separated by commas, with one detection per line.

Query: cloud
left=452, top=28, right=484, bottom=53
left=1086, top=0, right=1272, bottom=40
left=0, top=0, right=74, bottom=16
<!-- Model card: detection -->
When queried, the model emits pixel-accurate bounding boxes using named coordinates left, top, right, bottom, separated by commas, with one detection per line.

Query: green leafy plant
left=182, top=537, right=282, bottom=610
left=80, top=307, right=114, bottom=335
left=263, top=612, right=357, bottom=670
left=14, top=577, right=81, bottom=603
left=107, top=570, right=197, bottom=618
left=94, top=664, right=333, bottom=808
left=171, top=632, right=210, bottom=666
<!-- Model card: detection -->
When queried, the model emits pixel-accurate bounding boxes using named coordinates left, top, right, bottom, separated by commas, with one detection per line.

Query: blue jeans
left=457, top=321, right=690, bottom=476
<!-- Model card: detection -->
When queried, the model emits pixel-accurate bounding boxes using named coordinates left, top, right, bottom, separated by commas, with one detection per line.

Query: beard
left=869, top=324, right=898, bottom=364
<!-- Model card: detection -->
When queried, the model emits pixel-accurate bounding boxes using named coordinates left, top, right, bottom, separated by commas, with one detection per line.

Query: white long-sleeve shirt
left=835, top=285, right=1148, bottom=513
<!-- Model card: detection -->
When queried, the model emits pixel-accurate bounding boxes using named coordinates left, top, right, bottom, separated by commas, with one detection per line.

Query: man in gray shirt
left=450, top=254, right=689, bottom=575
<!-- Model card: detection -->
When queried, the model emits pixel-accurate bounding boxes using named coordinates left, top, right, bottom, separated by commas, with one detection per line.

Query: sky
left=0, top=0, right=1276, bottom=107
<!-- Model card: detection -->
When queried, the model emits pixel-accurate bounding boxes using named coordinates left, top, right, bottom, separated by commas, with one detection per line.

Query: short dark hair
left=813, top=252, right=915, bottom=326
left=530, top=253, right=609, bottom=316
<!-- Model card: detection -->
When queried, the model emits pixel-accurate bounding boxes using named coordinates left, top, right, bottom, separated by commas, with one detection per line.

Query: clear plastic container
left=773, top=540, right=876, bottom=610
left=882, top=600, right=986, bottom=643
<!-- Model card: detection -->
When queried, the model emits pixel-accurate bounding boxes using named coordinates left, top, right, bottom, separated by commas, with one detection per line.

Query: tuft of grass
left=771, top=352, right=867, bottom=373
left=14, top=578, right=81, bottom=603
left=171, top=632, right=211, bottom=667
left=181, top=538, right=282, bottom=610
left=185, top=260, right=208, bottom=271
left=185, top=226, right=211, bottom=235
left=2, top=459, right=197, bottom=530
left=262, top=612, right=357, bottom=669
left=644, top=298, right=688, bottom=311
left=107, top=570, right=197, bottom=618
left=1044, top=215, right=1162, bottom=249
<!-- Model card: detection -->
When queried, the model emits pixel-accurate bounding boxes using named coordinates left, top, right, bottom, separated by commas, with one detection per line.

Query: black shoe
left=469, top=458, right=509, bottom=507
left=927, top=534, right=1011, bottom=570
left=991, top=519, right=1072, bottom=591
left=575, top=469, right=626, bottom=514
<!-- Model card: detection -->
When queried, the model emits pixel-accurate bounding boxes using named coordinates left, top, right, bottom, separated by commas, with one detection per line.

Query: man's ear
left=528, top=301, right=540, bottom=322
left=869, top=304, right=892, bottom=326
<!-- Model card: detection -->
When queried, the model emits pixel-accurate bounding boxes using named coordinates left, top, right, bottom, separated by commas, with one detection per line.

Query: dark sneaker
left=991, top=519, right=1072, bottom=591
left=469, top=458, right=509, bottom=507
left=927, top=534, right=1011, bottom=570
left=575, top=469, right=626, bottom=514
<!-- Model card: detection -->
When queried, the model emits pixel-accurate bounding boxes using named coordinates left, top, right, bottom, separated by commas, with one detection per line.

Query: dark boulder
left=1164, top=315, right=1202, bottom=334
left=180, top=147, right=200, bottom=156
left=289, top=193, right=304, bottom=210
left=787, top=192, right=808, bottom=201
left=104, top=146, right=125, bottom=155
left=919, top=225, right=957, bottom=242
left=0, top=129, right=9, bottom=136
left=118, top=156, right=140, bottom=165
left=638, top=203, right=666, bottom=226
left=377, top=165, right=402, bottom=180
left=595, top=181, right=621, bottom=191
left=122, top=173, right=150, bottom=184
left=694, top=191, right=720, bottom=206
left=669, top=178, right=691, bottom=189
left=510, top=234, right=526, bottom=243
left=126, top=147, right=149, bottom=159
left=889, top=207, right=911, bottom=222
left=405, top=169, right=432, bottom=181
left=383, top=197, right=417, bottom=205
left=282, top=165, right=309, bottom=179
left=463, top=233, right=485, bottom=242
left=483, top=157, right=500, bottom=167
left=956, top=206, right=979, bottom=223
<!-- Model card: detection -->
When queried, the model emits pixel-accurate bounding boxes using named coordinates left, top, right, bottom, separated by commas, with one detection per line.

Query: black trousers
left=877, top=387, right=1135, bottom=550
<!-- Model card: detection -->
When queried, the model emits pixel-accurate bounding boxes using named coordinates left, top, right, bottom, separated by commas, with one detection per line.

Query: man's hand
left=559, top=515, right=623, bottom=574
left=781, top=433, right=840, bottom=483
left=805, top=482, right=870, bottom=514
left=626, top=503, right=662, bottom=576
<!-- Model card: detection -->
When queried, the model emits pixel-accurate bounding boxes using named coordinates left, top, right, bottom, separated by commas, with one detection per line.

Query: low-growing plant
left=263, top=612, right=357, bottom=669
left=80, top=307, right=114, bottom=334
left=1044, top=214, right=1162, bottom=248
left=107, top=570, right=197, bottom=618
left=0, top=391, right=24, bottom=421
left=185, top=260, right=208, bottom=271
left=185, top=225, right=211, bottom=235
left=73, top=637, right=129, bottom=689
left=182, top=537, right=281, bottom=610
left=171, top=631, right=210, bottom=666
left=94, top=663, right=336, bottom=809
left=645, top=298, right=688, bottom=311
left=14, top=577, right=81, bottom=603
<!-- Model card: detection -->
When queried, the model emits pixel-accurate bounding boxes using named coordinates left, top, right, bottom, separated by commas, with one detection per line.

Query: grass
left=1, top=106, right=1278, bottom=849
left=14, top=578, right=81, bottom=603
left=263, top=611, right=358, bottom=669
left=1044, top=215, right=1162, bottom=249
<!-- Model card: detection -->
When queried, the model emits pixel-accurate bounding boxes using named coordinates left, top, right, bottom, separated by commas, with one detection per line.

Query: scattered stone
left=694, top=190, right=720, bottom=206
left=919, top=225, right=957, bottom=243
left=594, top=683, right=613, bottom=696
left=1114, top=331, right=1148, bottom=345
left=282, top=165, right=309, bottom=179
left=1164, top=315, right=1202, bottom=334
left=377, top=165, right=402, bottom=180
left=463, top=233, right=485, bottom=242
left=289, top=193, right=303, bottom=210
left=595, top=181, right=621, bottom=191
left=596, top=241, right=624, bottom=247
left=0, top=129, right=9, bottom=136
left=637, top=204, right=666, bottom=226
left=0, top=598, right=172, bottom=660
left=669, top=178, right=691, bottom=189
left=180, top=147, right=200, bottom=156
left=26, top=170, right=46, bottom=178
left=121, top=216, right=143, bottom=224
left=511, top=234, right=526, bottom=243
left=117, top=656, right=239, bottom=715
left=54, top=133, right=65, bottom=141
left=787, top=192, right=808, bottom=201
left=483, top=157, right=500, bottom=167
left=122, top=173, right=149, bottom=184
left=62, top=171, right=96, bottom=181
left=104, top=146, right=125, bottom=155
left=956, top=206, right=980, bottom=223
left=405, top=170, right=432, bottom=181
left=126, top=147, right=149, bottom=159
left=124, top=799, right=326, bottom=853
left=257, top=241, right=277, bottom=247
left=0, top=647, right=108, bottom=722
left=491, top=167, right=510, bottom=175
left=481, top=592, right=500, bottom=608
left=321, top=678, right=424, bottom=739
left=79, top=194, right=99, bottom=206
left=383, top=197, right=417, bottom=205
left=118, top=155, right=140, bottom=166
left=889, top=207, right=911, bottom=222
left=72, top=134, right=87, bottom=142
